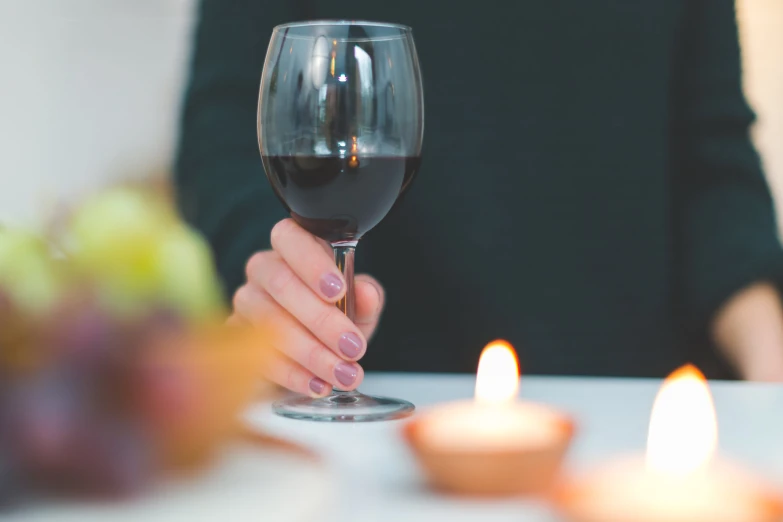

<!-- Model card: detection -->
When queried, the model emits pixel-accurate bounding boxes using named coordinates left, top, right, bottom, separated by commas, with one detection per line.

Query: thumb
left=354, top=274, right=384, bottom=341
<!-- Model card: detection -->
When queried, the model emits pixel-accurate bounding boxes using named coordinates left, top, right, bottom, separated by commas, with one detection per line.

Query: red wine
left=262, top=155, right=420, bottom=242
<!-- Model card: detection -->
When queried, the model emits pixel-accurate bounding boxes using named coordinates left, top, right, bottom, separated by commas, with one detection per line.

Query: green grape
left=0, top=229, right=62, bottom=314
left=68, top=188, right=174, bottom=315
left=155, top=225, right=224, bottom=320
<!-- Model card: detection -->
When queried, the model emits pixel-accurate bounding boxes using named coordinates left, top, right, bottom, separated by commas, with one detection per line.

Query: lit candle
left=404, top=340, right=575, bottom=496
left=555, top=365, right=783, bottom=522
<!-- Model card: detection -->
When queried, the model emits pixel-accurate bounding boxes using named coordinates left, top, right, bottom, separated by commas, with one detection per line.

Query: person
left=174, top=0, right=783, bottom=398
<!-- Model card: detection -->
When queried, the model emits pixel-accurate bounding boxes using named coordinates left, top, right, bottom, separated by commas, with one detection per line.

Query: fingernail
left=319, top=273, right=344, bottom=299
left=334, top=362, right=358, bottom=387
left=338, top=332, right=363, bottom=359
left=309, top=377, right=328, bottom=396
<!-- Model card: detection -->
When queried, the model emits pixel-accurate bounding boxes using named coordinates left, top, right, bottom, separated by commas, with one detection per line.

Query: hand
left=231, top=219, right=385, bottom=396
left=712, top=282, right=783, bottom=381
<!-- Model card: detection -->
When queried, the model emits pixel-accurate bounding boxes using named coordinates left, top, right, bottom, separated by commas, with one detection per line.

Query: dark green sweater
left=175, top=0, right=783, bottom=378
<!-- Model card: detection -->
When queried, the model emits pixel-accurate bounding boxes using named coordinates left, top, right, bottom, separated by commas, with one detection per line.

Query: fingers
left=246, top=250, right=367, bottom=361
left=233, top=284, right=364, bottom=391
left=262, top=349, right=331, bottom=398
left=354, top=274, right=385, bottom=340
left=270, top=219, right=345, bottom=302
left=238, top=218, right=384, bottom=395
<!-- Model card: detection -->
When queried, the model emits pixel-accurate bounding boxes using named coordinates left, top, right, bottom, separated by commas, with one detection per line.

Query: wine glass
left=257, top=21, right=423, bottom=421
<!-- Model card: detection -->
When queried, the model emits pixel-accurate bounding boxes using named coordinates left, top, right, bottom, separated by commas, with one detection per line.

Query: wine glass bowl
left=258, top=21, right=423, bottom=421
left=259, top=21, right=423, bottom=244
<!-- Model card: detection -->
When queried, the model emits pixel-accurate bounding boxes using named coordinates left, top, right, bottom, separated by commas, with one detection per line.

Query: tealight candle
left=555, top=365, right=783, bottom=522
left=404, top=340, right=575, bottom=496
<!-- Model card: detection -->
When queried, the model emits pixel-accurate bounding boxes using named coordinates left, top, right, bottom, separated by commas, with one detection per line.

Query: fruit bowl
left=135, top=323, right=270, bottom=470
left=0, top=185, right=275, bottom=504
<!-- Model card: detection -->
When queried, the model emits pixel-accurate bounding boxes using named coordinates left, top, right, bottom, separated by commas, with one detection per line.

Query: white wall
left=0, top=0, right=196, bottom=228
left=0, top=1, right=781, bottom=229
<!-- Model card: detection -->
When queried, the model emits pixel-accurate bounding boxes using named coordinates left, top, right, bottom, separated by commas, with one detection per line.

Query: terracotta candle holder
left=554, top=365, right=783, bottom=522
left=403, top=340, right=575, bottom=497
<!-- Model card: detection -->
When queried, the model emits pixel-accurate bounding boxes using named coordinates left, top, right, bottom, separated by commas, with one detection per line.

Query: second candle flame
left=646, top=364, right=718, bottom=477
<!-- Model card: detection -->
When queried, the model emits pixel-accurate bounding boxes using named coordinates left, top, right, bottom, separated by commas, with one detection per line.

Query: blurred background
left=0, top=0, right=781, bottom=229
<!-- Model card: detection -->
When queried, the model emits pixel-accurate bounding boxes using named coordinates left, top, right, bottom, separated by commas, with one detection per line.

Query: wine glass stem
left=332, top=241, right=358, bottom=394
left=333, top=241, right=357, bottom=321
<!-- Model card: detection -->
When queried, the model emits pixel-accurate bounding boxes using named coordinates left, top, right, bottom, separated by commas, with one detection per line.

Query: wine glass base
left=272, top=390, right=415, bottom=422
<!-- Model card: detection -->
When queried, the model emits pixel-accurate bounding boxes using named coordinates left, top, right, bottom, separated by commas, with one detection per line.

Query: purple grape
left=6, top=371, right=86, bottom=473
left=144, top=307, right=185, bottom=334
left=48, top=307, right=117, bottom=370
left=131, top=307, right=188, bottom=359
left=0, top=450, right=26, bottom=509
left=0, top=398, right=30, bottom=509
left=64, top=420, right=154, bottom=498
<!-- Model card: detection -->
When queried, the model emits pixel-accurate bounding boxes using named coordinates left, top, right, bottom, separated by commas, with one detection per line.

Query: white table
left=244, top=373, right=783, bottom=522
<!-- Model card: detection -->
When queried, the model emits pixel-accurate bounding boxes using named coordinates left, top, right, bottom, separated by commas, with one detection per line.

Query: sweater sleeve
left=173, top=1, right=293, bottom=299
left=671, top=0, right=783, bottom=333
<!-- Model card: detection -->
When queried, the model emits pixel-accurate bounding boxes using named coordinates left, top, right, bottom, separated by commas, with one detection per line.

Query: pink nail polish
left=320, top=273, right=343, bottom=299
left=334, top=362, right=358, bottom=387
left=309, top=377, right=328, bottom=395
left=338, top=332, right=363, bottom=358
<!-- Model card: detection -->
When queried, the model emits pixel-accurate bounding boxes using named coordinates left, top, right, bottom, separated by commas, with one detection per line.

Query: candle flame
left=474, top=340, right=519, bottom=404
left=646, top=364, right=718, bottom=476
